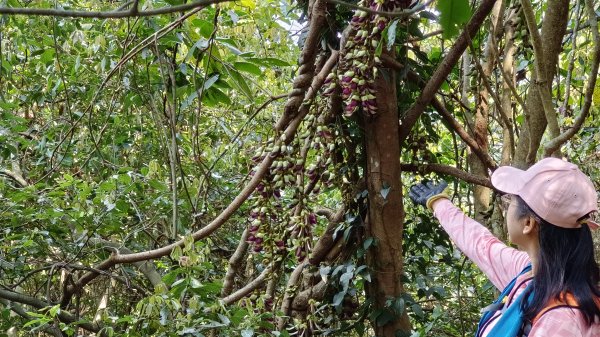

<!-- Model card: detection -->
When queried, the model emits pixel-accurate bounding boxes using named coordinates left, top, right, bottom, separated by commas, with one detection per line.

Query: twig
left=0, top=0, right=232, bottom=18
left=408, top=29, right=443, bottom=42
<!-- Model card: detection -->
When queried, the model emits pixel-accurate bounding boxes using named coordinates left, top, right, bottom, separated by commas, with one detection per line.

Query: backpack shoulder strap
left=531, top=293, right=579, bottom=325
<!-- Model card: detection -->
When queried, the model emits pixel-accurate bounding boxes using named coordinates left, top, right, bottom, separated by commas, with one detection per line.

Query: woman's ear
left=522, top=216, right=539, bottom=235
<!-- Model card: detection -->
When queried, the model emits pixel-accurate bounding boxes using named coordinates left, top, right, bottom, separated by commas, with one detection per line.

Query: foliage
left=1, top=0, right=599, bottom=336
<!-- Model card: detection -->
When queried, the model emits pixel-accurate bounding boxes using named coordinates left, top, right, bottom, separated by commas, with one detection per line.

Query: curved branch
left=0, top=288, right=102, bottom=333
left=221, top=264, right=273, bottom=305
left=381, top=54, right=497, bottom=170
left=88, top=238, right=163, bottom=287
left=221, top=228, right=250, bottom=296
left=277, top=261, right=308, bottom=329
left=401, top=163, right=492, bottom=189
left=276, top=0, right=328, bottom=131
left=398, top=0, right=499, bottom=144
left=0, top=0, right=232, bottom=18
left=0, top=169, right=28, bottom=187
left=0, top=299, right=63, bottom=337
left=543, top=0, right=600, bottom=157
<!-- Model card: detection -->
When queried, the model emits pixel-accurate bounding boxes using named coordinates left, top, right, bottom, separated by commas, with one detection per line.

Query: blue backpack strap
left=475, top=264, right=532, bottom=337
left=484, top=282, right=533, bottom=337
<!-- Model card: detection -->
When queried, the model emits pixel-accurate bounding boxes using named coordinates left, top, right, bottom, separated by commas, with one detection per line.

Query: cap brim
left=491, top=166, right=528, bottom=194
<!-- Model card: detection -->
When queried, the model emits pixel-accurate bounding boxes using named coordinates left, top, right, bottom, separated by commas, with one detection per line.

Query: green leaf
left=205, top=87, right=232, bottom=105
left=340, top=271, right=353, bottom=291
left=394, top=298, right=405, bottom=315
left=376, top=310, right=394, bottom=327
left=380, top=182, right=391, bottom=199
left=261, top=57, right=290, bottom=67
left=191, top=19, right=215, bottom=38
left=332, top=291, right=345, bottom=307
left=203, top=74, right=220, bottom=90
left=241, top=0, right=256, bottom=9
left=225, top=67, right=253, bottom=98
left=386, top=19, right=399, bottom=51
left=234, top=62, right=262, bottom=76
left=437, top=0, right=472, bottom=39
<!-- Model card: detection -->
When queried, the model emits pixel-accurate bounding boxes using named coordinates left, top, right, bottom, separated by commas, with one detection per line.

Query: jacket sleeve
left=432, top=199, right=530, bottom=290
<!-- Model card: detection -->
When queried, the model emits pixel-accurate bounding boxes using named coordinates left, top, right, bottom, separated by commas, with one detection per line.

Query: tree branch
left=221, top=228, right=250, bottom=296
left=401, top=163, right=492, bottom=188
left=398, top=0, right=499, bottom=144
left=324, top=0, right=432, bottom=18
left=381, top=54, right=497, bottom=170
left=0, top=299, right=63, bottom=337
left=0, top=0, right=231, bottom=18
left=520, top=0, right=561, bottom=139
left=276, top=0, right=328, bottom=131
left=0, top=168, right=28, bottom=187
left=61, top=47, right=340, bottom=308
left=88, top=238, right=163, bottom=287
left=221, top=264, right=274, bottom=305
left=0, top=288, right=102, bottom=333
left=543, top=0, right=600, bottom=156
left=277, top=261, right=308, bottom=329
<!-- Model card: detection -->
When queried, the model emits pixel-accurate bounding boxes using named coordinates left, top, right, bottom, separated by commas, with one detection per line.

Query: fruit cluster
left=324, top=0, right=409, bottom=116
left=246, top=110, right=338, bottom=263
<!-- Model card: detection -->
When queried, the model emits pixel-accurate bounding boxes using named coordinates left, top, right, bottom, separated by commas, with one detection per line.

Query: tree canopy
left=1, top=0, right=599, bottom=336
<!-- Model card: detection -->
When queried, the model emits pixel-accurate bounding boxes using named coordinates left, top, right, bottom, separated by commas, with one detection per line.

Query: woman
left=409, top=157, right=600, bottom=336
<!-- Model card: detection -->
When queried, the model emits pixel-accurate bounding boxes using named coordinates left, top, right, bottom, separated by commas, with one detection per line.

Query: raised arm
left=431, top=198, right=530, bottom=290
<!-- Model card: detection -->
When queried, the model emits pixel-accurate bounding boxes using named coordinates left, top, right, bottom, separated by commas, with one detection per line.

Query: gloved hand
left=409, top=180, right=449, bottom=210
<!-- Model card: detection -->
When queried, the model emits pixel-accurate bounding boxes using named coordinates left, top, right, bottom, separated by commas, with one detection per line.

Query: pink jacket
left=432, top=199, right=600, bottom=336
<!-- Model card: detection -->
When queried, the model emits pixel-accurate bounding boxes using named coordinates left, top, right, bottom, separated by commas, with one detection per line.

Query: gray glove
left=409, top=180, right=449, bottom=209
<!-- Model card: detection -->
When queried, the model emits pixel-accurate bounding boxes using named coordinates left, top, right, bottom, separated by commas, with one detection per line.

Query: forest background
left=1, top=0, right=599, bottom=336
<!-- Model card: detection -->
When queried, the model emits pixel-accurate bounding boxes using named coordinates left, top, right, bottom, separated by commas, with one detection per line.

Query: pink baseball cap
left=491, top=158, right=599, bottom=229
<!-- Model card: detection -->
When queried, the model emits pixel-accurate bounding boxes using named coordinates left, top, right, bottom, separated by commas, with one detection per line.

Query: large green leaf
left=437, top=0, right=472, bottom=39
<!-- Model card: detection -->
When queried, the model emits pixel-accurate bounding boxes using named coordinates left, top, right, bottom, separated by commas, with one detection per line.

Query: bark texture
left=363, top=60, right=411, bottom=335
left=513, top=0, right=569, bottom=167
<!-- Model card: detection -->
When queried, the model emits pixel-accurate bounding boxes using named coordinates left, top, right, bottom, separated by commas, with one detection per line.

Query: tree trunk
left=513, top=0, right=569, bottom=167
left=468, top=0, right=503, bottom=224
left=363, top=56, right=411, bottom=336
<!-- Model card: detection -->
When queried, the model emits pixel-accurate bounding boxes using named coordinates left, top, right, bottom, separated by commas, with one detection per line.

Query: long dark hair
left=514, top=195, right=600, bottom=325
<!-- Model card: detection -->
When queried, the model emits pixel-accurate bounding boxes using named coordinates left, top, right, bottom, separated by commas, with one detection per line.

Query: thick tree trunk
left=363, top=58, right=411, bottom=336
left=513, top=0, right=569, bottom=167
